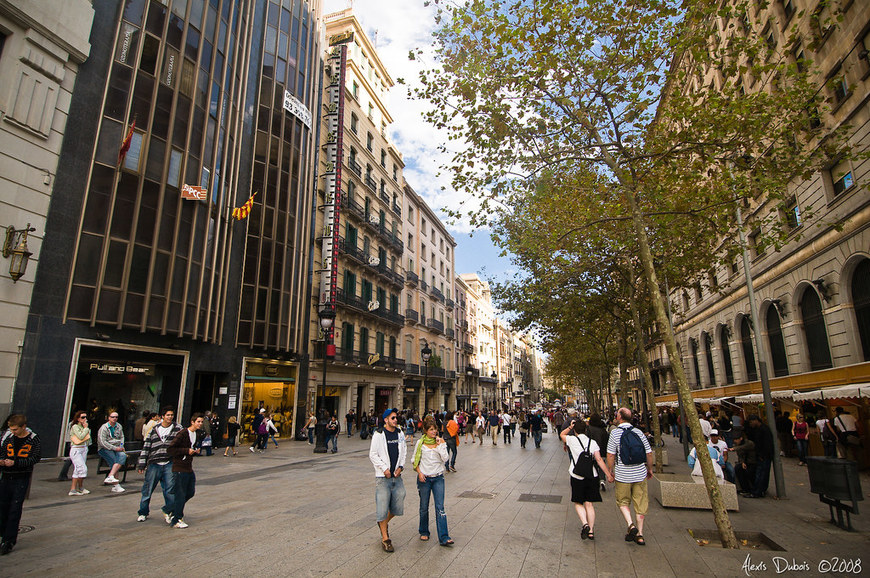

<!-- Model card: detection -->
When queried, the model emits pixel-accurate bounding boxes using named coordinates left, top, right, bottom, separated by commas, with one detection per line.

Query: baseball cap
left=710, top=429, right=719, bottom=436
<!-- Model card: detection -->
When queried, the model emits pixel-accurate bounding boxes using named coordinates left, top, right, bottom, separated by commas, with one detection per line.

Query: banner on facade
left=181, top=183, right=207, bottom=200
left=282, top=90, right=311, bottom=130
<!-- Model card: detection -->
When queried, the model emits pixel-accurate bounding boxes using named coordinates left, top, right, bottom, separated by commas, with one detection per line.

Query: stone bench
left=650, top=472, right=739, bottom=511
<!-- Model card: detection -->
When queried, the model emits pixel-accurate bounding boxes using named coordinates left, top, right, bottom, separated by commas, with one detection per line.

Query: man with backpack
left=606, top=408, right=652, bottom=546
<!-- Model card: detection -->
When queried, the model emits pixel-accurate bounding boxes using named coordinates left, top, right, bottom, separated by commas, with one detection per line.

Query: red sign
left=181, top=184, right=207, bottom=200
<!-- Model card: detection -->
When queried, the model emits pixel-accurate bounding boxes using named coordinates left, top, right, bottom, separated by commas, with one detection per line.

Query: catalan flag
left=232, top=191, right=258, bottom=220
left=118, top=119, right=136, bottom=166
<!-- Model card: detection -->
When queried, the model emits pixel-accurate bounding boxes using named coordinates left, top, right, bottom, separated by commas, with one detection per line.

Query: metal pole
left=735, top=201, right=786, bottom=498
left=314, top=344, right=328, bottom=454
left=423, top=363, right=428, bottom=416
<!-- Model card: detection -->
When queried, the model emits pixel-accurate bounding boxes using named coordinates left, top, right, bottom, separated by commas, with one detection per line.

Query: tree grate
left=518, top=493, right=562, bottom=504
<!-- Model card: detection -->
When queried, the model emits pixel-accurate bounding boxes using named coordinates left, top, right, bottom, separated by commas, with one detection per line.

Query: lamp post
left=314, top=307, right=335, bottom=454
left=465, top=367, right=473, bottom=412
left=421, top=343, right=432, bottom=415
left=490, top=371, right=496, bottom=411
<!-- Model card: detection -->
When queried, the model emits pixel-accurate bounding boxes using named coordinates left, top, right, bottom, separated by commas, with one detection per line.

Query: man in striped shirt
left=606, top=408, right=653, bottom=546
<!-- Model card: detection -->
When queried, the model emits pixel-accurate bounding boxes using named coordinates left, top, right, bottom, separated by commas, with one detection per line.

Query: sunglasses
left=109, top=415, right=119, bottom=419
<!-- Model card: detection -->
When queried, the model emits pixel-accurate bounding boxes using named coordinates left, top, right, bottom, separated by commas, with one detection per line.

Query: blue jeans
left=171, top=472, right=196, bottom=524
left=722, top=461, right=736, bottom=484
left=0, top=474, right=29, bottom=544
left=138, top=462, right=175, bottom=517
left=327, top=433, right=338, bottom=452
left=98, top=448, right=127, bottom=467
left=307, top=428, right=315, bottom=444
left=795, top=439, right=808, bottom=463
left=753, top=457, right=771, bottom=497
left=417, top=474, right=450, bottom=544
left=445, top=438, right=457, bottom=469
left=532, top=430, right=542, bottom=447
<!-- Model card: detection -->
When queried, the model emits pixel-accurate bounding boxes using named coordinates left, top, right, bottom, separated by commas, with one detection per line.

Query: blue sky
left=323, top=0, right=515, bottom=282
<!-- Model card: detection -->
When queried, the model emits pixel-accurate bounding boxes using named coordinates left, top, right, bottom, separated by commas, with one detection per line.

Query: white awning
left=693, top=397, right=714, bottom=404
left=771, top=390, right=795, bottom=399
left=792, top=384, right=870, bottom=401
left=735, top=393, right=763, bottom=403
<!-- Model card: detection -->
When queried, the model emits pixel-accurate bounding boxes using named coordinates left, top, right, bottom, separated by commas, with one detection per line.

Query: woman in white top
left=413, top=417, right=453, bottom=546
left=560, top=418, right=613, bottom=541
left=68, top=411, right=91, bottom=496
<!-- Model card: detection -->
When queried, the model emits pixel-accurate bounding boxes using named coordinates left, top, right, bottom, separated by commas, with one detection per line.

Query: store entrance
left=191, top=372, right=219, bottom=414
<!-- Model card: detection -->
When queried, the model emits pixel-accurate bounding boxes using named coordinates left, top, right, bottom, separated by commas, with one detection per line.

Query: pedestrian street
left=11, top=430, right=870, bottom=577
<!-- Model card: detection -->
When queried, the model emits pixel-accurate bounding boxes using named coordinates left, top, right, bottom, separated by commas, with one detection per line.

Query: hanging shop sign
left=181, top=183, right=207, bottom=200
left=282, top=90, right=312, bottom=130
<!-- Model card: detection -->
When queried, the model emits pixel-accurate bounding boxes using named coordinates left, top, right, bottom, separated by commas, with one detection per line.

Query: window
left=832, top=164, right=854, bottom=196
left=690, top=338, right=702, bottom=387
left=359, top=327, right=369, bottom=355
left=720, top=326, right=734, bottom=385
left=366, top=132, right=373, bottom=151
left=852, top=258, right=870, bottom=361
left=748, top=228, right=763, bottom=258
left=793, top=44, right=806, bottom=73
left=421, top=219, right=426, bottom=234
left=352, top=81, right=359, bottom=99
left=368, top=102, right=374, bottom=119
left=407, top=232, right=414, bottom=249
left=380, top=149, right=386, bottom=167
left=393, top=165, right=398, bottom=181
left=350, top=113, right=358, bottom=134
left=731, top=261, right=739, bottom=275
left=407, top=206, right=414, bottom=222
left=830, top=70, right=849, bottom=104
left=764, top=26, right=776, bottom=51
left=801, top=287, right=832, bottom=371
left=694, top=283, right=702, bottom=302
left=782, top=0, right=795, bottom=20
left=740, top=317, right=758, bottom=381
left=703, top=333, right=716, bottom=385
left=766, top=305, right=789, bottom=377
left=783, top=195, right=801, bottom=229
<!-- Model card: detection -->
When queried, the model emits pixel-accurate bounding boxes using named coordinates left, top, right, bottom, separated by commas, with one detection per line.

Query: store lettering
left=89, top=363, right=149, bottom=374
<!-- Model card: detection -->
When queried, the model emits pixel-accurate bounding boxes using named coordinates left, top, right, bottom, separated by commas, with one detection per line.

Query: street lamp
left=421, top=343, right=432, bottom=415
left=314, top=306, right=335, bottom=454
left=490, top=371, right=496, bottom=411
left=465, top=367, right=473, bottom=412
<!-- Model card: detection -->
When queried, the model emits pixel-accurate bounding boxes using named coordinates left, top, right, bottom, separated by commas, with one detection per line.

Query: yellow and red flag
left=232, top=192, right=258, bottom=220
left=118, top=119, right=136, bottom=166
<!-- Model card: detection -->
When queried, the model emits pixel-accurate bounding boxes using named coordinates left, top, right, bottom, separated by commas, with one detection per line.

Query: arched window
left=740, top=317, right=757, bottom=381
left=766, top=306, right=789, bottom=377
left=800, top=288, right=832, bottom=371
left=720, top=326, right=734, bottom=384
left=690, top=338, right=702, bottom=387
left=703, top=333, right=716, bottom=385
left=853, top=259, right=870, bottom=361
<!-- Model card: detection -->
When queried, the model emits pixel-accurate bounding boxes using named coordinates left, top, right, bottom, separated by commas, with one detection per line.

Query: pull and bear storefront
left=57, top=340, right=302, bottom=453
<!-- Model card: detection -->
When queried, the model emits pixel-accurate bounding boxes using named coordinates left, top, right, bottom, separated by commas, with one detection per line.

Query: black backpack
left=618, top=425, right=647, bottom=465
left=569, top=435, right=595, bottom=478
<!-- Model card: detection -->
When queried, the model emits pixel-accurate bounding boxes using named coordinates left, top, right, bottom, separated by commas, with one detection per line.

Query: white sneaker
left=80, top=488, right=90, bottom=495
left=137, top=515, right=147, bottom=522
left=69, top=490, right=82, bottom=496
left=164, top=512, right=173, bottom=525
left=111, top=485, right=125, bottom=493
left=249, top=447, right=255, bottom=453
left=173, top=520, right=189, bottom=529
left=104, top=476, right=119, bottom=484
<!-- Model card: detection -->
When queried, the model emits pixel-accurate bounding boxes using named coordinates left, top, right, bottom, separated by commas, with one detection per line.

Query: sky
left=322, top=0, right=516, bottom=286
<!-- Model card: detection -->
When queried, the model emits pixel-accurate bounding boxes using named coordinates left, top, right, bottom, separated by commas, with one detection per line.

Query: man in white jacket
left=369, top=408, right=406, bottom=552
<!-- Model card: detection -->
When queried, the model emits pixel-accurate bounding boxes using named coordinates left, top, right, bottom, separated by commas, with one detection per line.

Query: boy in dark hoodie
left=167, top=413, right=203, bottom=528
left=0, top=414, right=41, bottom=554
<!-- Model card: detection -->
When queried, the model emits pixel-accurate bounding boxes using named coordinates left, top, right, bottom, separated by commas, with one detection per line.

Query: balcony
left=405, top=363, right=421, bottom=375
left=461, top=320, right=469, bottom=331
left=405, top=308, right=419, bottom=324
left=372, top=262, right=404, bottom=288
left=337, top=236, right=366, bottom=264
left=426, top=318, right=444, bottom=334
left=462, top=341, right=474, bottom=353
left=464, top=366, right=480, bottom=377
left=429, top=366, right=446, bottom=378
left=446, top=328, right=455, bottom=340
left=445, top=298, right=454, bottom=310
left=431, top=286, right=445, bottom=302
left=380, top=356, right=406, bottom=371
left=333, top=347, right=360, bottom=364
left=421, top=280, right=428, bottom=291
left=379, top=190, right=390, bottom=204
left=405, top=270, right=419, bottom=286
left=339, top=192, right=366, bottom=222
left=448, top=370, right=456, bottom=380
left=391, top=202, right=401, bottom=216
left=365, top=175, right=377, bottom=191
left=348, top=158, right=362, bottom=177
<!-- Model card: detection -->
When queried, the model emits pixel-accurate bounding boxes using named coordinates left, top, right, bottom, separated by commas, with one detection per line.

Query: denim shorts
left=98, top=448, right=127, bottom=466
left=375, top=476, right=406, bottom=521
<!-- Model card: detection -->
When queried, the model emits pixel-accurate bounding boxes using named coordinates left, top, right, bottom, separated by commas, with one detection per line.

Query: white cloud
left=323, top=0, right=483, bottom=235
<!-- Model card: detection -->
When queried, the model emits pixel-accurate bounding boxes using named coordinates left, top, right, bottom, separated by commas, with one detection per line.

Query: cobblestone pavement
left=9, top=428, right=870, bottom=577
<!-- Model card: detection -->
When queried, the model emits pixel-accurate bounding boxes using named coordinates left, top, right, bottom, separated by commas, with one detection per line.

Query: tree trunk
left=617, top=334, right=630, bottom=408
left=624, top=189, right=739, bottom=549
left=627, top=275, right=664, bottom=473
